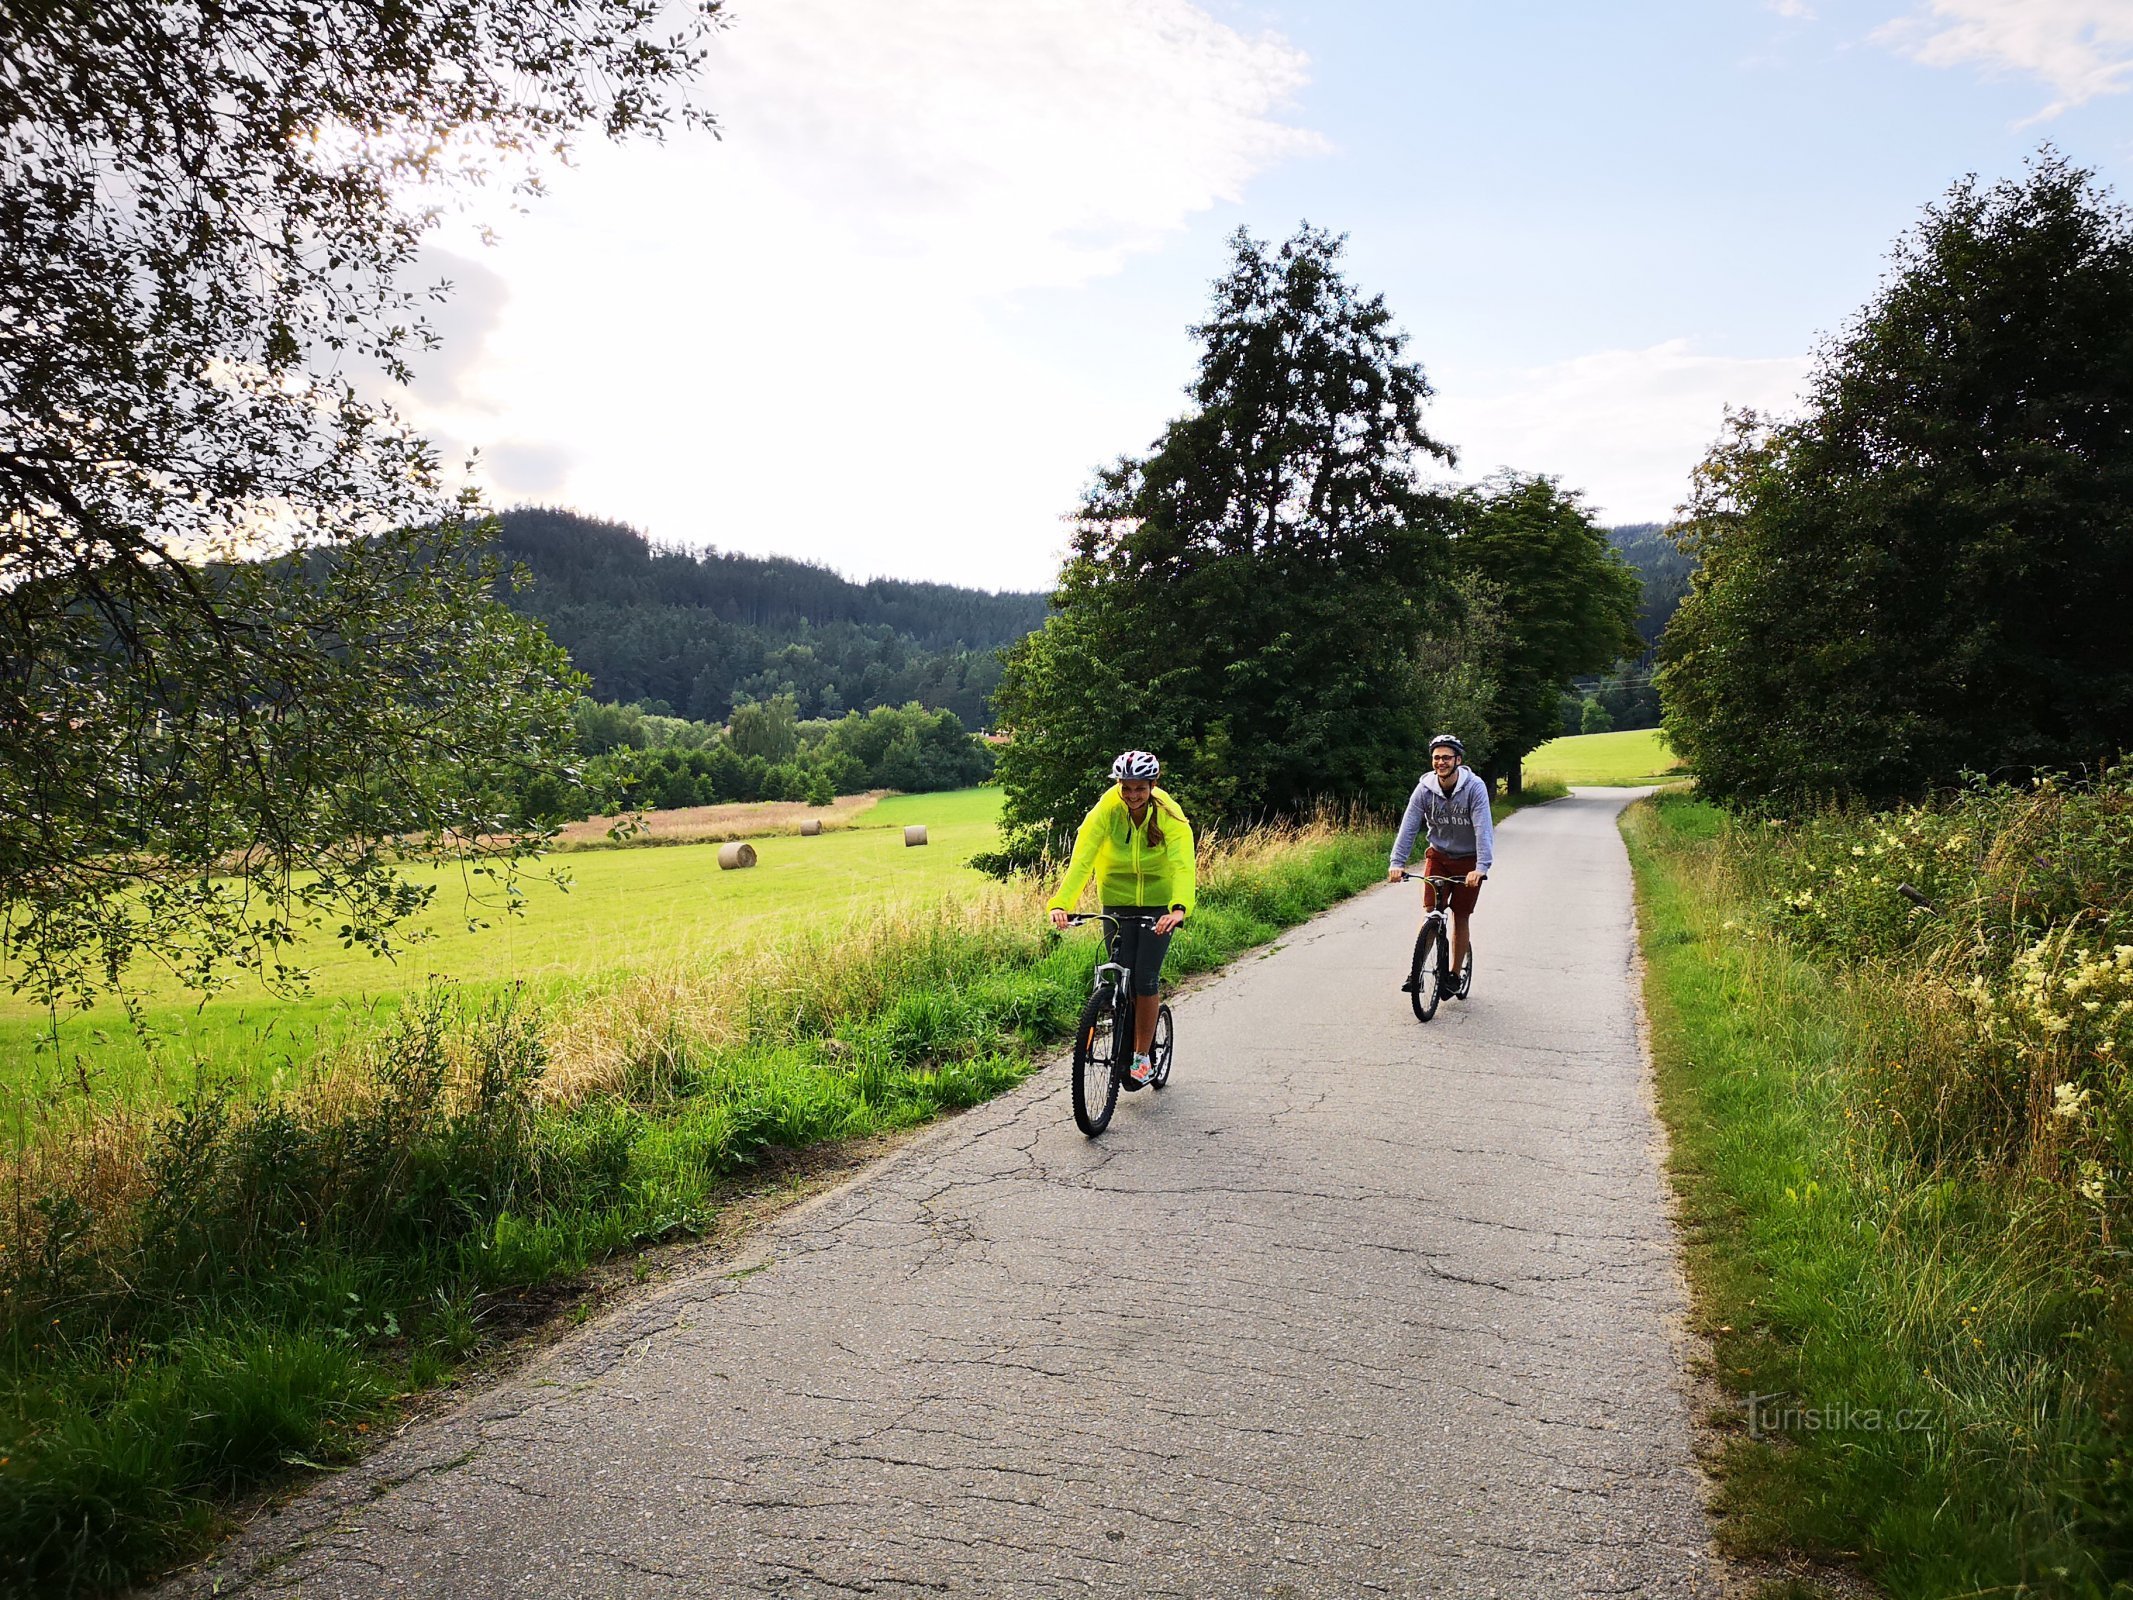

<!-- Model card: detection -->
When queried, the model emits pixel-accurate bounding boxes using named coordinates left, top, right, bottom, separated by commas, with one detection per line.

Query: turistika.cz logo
left=1744, top=1393, right=1938, bottom=1440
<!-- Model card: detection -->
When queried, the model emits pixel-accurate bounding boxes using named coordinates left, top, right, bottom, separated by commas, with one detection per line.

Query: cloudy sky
left=404, top=0, right=2133, bottom=591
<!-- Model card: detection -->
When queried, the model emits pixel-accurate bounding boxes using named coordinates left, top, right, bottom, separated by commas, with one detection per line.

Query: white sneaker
left=1127, top=1053, right=1154, bottom=1086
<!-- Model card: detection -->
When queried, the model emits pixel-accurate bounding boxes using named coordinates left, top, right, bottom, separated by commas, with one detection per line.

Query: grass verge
left=1625, top=791, right=2130, bottom=1599
left=1, top=817, right=1391, bottom=1599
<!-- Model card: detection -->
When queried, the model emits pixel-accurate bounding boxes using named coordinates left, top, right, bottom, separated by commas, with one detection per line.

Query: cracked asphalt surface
left=168, top=787, right=1719, bottom=1599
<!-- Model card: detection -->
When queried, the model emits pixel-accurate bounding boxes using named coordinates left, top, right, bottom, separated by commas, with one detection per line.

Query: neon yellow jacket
left=1046, top=784, right=1197, bottom=917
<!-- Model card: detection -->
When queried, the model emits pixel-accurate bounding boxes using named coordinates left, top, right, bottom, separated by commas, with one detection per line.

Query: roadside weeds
left=1625, top=791, right=2130, bottom=1600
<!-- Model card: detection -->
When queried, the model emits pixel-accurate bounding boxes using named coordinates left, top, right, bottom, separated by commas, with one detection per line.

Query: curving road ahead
left=172, top=787, right=1720, bottom=1599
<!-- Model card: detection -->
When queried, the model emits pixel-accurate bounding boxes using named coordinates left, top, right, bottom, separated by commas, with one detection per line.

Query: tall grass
left=0, top=816, right=1390, bottom=1599
left=1628, top=783, right=2132, bottom=1599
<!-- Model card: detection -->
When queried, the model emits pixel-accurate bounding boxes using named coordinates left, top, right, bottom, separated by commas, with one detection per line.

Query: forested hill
left=1560, top=523, right=1696, bottom=734
left=1604, top=522, right=1695, bottom=650
left=489, top=507, right=1049, bottom=727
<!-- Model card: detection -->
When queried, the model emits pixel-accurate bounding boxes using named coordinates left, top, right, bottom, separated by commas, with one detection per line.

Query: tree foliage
left=1554, top=524, right=1687, bottom=735
left=818, top=704, right=995, bottom=795
left=993, top=225, right=1458, bottom=853
left=1449, top=474, right=1642, bottom=784
left=728, top=694, right=801, bottom=762
left=1, top=0, right=721, bottom=1002
left=1414, top=571, right=1511, bottom=778
left=1660, top=154, right=2133, bottom=809
left=518, top=699, right=994, bottom=821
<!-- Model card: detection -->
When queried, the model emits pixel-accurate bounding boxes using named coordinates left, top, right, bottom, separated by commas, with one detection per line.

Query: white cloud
left=404, top=247, right=510, bottom=410
left=483, top=441, right=574, bottom=497
left=703, top=0, right=1324, bottom=287
left=1875, top=0, right=2133, bottom=117
left=1429, top=341, right=1814, bottom=525
left=407, top=0, right=1321, bottom=587
left=1769, top=0, right=1817, bottom=20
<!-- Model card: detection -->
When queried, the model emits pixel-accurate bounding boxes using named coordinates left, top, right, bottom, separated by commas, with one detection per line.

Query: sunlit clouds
left=1876, top=0, right=2133, bottom=118
left=398, top=0, right=1323, bottom=586
left=1431, top=343, right=1815, bottom=527
left=371, top=0, right=2132, bottom=589
left=699, top=0, right=1324, bottom=288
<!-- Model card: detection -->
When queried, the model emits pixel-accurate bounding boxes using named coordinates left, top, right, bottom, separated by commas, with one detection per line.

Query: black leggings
left=1105, top=906, right=1175, bottom=998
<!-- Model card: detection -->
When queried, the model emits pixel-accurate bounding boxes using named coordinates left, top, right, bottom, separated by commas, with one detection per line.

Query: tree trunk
left=1506, top=755, right=1524, bottom=798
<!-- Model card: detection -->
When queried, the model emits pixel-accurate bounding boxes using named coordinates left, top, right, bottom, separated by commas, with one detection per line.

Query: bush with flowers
left=1733, top=766, right=2133, bottom=1236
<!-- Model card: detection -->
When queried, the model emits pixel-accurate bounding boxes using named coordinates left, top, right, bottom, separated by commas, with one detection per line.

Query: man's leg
left=1451, top=908, right=1472, bottom=978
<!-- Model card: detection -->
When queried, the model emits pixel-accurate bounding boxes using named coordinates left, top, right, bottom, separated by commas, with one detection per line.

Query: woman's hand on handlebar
left=1154, top=910, right=1184, bottom=936
left=1049, top=908, right=1070, bottom=930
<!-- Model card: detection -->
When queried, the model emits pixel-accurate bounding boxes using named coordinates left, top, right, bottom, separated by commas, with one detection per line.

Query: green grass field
left=1524, top=727, right=1684, bottom=786
left=2, top=789, right=1005, bottom=1108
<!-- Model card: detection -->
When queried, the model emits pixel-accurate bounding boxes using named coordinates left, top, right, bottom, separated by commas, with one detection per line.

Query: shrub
left=1729, top=767, right=2133, bottom=1234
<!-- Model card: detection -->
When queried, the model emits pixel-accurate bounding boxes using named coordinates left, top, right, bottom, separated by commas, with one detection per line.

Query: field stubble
left=546, top=788, right=888, bottom=850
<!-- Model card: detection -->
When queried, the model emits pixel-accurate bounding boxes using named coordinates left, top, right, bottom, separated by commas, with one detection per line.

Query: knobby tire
left=1410, top=921, right=1445, bottom=1022
left=1072, top=988, right=1122, bottom=1135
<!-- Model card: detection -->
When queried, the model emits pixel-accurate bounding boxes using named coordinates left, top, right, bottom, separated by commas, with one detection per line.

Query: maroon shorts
left=1422, top=848, right=1483, bottom=916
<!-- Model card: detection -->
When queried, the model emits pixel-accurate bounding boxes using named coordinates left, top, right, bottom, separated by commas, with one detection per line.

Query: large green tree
left=1659, top=153, right=2133, bottom=809
left=1450, top=474, right=1642, bottom=791
left=728, top=694, right=802, bottom=762
left=1, top=1, right=721, bottom=1005
left=992, top=225, right=1459, bottom=854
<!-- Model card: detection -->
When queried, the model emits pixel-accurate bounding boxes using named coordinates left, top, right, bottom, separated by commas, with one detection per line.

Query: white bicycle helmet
left=1110, top=749, right=1161, bottom=781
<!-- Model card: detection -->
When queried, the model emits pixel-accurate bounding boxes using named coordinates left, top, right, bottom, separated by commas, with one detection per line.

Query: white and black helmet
left=1110, top=749, right=1161, bottom=781
left=1428, top=733, right=1465, bottom=758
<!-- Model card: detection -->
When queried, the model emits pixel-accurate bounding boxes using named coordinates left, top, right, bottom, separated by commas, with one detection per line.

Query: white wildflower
left=2076, top=1161, right=2108, bottom=1207
left=2052, top=1083, right=2092, bottom=1121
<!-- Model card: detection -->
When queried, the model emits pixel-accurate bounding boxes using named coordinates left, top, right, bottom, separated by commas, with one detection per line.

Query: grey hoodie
left=1389, top=765, right=1495, bottom=874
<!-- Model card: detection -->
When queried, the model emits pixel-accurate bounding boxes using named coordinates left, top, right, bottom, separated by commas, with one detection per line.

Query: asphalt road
left=170, top=786, right=1720, bottom=1599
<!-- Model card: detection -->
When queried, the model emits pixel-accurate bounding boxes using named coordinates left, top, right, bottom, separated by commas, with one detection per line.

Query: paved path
left=173, top=788, right=1720, bottom=1599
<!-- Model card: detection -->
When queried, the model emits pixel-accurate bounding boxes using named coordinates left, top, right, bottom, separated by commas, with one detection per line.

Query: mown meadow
left=1525, top=726, right=1684, bottom=787
left=0, top=797, right=1419, bottom=1598
left=1627, top=777, right=2132, bottom=1598
left=2, top=790, right=1004, bottom=1114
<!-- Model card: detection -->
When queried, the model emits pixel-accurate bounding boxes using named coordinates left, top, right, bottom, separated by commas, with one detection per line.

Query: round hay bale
left=717, top=841, right=758, bottom=870
left=903, top=825, right=929, bottom=847
left=799, top=819, right=823, bottom=837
